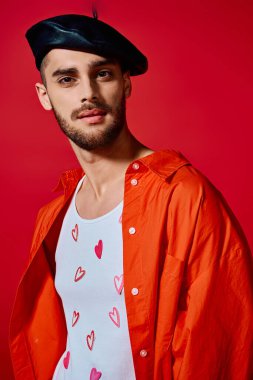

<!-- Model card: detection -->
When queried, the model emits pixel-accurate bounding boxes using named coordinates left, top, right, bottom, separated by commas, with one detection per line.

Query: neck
left=69, top=126, right=153, bottom=199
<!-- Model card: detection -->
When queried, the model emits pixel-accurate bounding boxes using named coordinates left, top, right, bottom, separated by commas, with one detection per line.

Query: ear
left=123, top=72, right=132, bottom=98
left=35, top=82, right=52, bottom=110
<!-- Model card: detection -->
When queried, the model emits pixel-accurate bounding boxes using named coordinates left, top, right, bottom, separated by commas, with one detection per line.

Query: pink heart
left=71, top=224, right=78, bottom=242
left=109, top=306, right=120, bottom=328
left=94, top=240, right=103, bottom=259
left=86, top=330, right=95, bottom=351
left=114, top=274, right=124, bottom=295
left=63, top=351, right=70, bottom=369
left=72, top=310, right=80, bottom=327
left=74, top=266, right=86, bottom=282
left=90, top=368, right=102, bottom=380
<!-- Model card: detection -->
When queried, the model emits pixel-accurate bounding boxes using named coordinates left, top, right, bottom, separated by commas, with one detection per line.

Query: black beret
left=25, top=14, right=148, bottom=76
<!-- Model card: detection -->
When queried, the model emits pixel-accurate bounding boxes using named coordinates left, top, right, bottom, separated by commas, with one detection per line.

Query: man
left=9, top=13, right=253, bottom=380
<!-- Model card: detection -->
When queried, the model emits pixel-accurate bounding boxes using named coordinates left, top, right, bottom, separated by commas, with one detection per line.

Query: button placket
left=130, top=178, right=138, bottom=186
left=132, top=162, right=140, bottom=170
left=140, top=349, right=148, bottom=357
left=131, top=287, right=139, bottom=296
left=129, top=227, right=136, bottom=235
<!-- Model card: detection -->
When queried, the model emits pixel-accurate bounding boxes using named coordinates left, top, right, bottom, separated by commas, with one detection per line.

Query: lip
left=77, top=108, right=107, bottom=119
left=81, top=114, right=106, bottom=124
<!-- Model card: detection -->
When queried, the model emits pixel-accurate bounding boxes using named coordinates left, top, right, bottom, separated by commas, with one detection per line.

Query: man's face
left=36, top=49, right=131, bottom=151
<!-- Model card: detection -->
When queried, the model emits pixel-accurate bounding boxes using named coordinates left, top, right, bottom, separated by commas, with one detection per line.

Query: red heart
left=72, top=311, right=80, bottom=327
left=114, top=274, right=124, bottom=295
left=74, top=266, right=86, bottom=282
left=90, top=367, right=102, bottom=380
left=94, top=240, right=103, bottom=259
left=63, top=351, right=70, bottom=369
left=86, top=330, right=95, bottom=351
left=71, top=224, right=78, bottom=242
left=109, top=307, right=120, bottom=328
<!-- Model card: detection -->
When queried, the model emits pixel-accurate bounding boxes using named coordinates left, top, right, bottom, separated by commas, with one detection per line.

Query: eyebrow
left=51, top=58, right=117, bottom=78
left=88, top=58, right=117, bottom=68
left=52, top=67, right=78, bottom=77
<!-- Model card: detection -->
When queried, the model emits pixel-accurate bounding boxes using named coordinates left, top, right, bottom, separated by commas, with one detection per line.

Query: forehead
left=42, top=49, right=119, bottom=73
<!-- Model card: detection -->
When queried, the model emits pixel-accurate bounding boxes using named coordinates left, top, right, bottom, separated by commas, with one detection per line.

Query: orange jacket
left=10, top=150, right=253, bottom=380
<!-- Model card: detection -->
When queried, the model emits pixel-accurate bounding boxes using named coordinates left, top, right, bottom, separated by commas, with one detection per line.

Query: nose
left=80, top=77, right=98, bottom=103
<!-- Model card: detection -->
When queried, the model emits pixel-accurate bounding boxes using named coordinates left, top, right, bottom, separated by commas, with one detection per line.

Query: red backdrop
left=1, top=0, right=252, bottom=378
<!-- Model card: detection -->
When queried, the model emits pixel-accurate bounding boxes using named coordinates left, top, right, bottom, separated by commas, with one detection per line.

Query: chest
left=55, top=195, right=124, bottom=307
left=75, top=178, right=124, bottom=219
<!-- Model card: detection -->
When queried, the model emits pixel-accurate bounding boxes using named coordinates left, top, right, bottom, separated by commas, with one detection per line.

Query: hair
left=40, top=55, right=49, bottom=87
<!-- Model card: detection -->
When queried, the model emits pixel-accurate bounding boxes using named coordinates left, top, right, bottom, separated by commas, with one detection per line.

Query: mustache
left=71, top=102, right=112, bottom=120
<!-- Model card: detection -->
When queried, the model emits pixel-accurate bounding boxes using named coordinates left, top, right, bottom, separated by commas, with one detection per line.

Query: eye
left=97, top=70, right=113, bottom=79
left=58, top=77, right=76, bottom=86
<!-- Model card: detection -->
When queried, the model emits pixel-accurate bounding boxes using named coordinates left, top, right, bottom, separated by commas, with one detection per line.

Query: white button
left=140, top=349, right=148, bottom=357
left=129, top=227, right=136, bottom=235
left=131, top=287, right=139, bottom=296
left=132, top=162, right=140, bottom=170
left=131, top=178, right=138, bottom=186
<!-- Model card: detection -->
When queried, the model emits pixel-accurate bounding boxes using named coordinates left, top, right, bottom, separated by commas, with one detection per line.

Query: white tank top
left=53, top=177, right=136, bottom=380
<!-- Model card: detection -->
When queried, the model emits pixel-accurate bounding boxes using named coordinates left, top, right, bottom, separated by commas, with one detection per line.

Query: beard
left=51, top=96, right=126, bottom=151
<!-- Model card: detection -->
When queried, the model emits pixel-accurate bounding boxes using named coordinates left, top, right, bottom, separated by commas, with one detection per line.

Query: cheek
left=103, top=85, right=124, bottom=107
left=48, top=92, right=75, bottom=114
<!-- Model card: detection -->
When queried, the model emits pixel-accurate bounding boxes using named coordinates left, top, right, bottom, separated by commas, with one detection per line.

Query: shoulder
left=30, top=169, right=83, bottom=255
left=154, top=153, right=252, bottom=284
left=35, top=194, right=66, bottom=227
left=170, top=164, right=222, bottom=210
left=142, top=149, right=222, bottom=205
left=170, top=163, right=239, bottom=234
left=35, top=167, right=84, bottom=227
left=168, top=162, right=242, bottom=239
left=147, top=149, right=250, bottom=250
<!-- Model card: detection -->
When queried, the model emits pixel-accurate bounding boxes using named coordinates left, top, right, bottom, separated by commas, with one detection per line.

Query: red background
left=1, top=0, right=252, bottom=378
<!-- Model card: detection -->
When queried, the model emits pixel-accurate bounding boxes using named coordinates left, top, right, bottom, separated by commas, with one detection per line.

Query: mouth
left=77, top=108, right=107, bottom=124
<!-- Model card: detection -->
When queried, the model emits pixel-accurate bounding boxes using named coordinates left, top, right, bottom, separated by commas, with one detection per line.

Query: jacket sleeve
left=28, top=193, right=66, bottom=263
left=167, top=168, right=253, bottom=380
